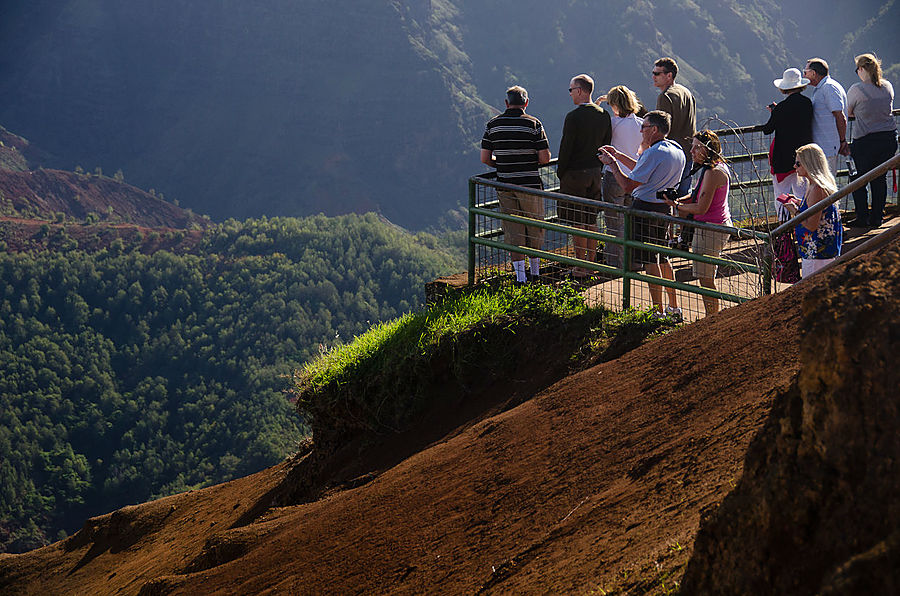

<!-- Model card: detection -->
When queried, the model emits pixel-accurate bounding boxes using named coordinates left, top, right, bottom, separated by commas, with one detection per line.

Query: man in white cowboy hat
left=762, top=67, right=814, bottom=220
left=804, top=57, right=849, bottom=176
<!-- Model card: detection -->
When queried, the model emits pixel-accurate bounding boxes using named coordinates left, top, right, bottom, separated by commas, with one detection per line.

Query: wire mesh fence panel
left=470, top=174, right=768, bottom=322
left=706, top=112, right=900, bottom=224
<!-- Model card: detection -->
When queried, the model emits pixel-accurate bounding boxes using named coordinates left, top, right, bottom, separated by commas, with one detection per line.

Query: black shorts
left=631, top=199, right=672, bottom=265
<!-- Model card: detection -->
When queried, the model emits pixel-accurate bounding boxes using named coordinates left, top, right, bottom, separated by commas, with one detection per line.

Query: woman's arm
left=669, top=166, right=727, bottom=216
left=799, top=184, right=827, bottom=231
left=761, top=104, right=777, bottom=134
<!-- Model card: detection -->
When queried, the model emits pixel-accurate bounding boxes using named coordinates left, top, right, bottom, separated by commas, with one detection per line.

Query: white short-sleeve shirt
left=810, top=75, right=848, bottom=157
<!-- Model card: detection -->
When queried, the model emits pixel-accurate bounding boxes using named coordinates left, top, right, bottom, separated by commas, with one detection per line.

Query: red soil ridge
left=0, top=169, right=205, bottom=230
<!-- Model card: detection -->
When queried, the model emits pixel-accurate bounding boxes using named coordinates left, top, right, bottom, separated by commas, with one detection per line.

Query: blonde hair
left=606, top=85, right=640, bottom=116
left=795, top=143, right=837, bottom=196
left=855, top=53, right=883, bottom=87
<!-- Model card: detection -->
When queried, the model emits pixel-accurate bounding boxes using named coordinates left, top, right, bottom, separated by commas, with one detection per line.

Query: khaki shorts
left=691, top=227, right=730, bottom=278
left=497, top=189, right=545, bottom=250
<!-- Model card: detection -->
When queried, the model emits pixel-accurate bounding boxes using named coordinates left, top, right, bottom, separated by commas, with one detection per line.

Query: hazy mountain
left=0, top=1, right=895, bottom=228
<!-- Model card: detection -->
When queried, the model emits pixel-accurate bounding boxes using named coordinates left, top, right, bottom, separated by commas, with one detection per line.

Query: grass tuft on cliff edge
left=292, top=283, right=674, bottom=448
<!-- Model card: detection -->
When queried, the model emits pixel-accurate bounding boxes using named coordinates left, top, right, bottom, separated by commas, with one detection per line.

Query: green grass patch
left=293, top=283, right=677, bottom=447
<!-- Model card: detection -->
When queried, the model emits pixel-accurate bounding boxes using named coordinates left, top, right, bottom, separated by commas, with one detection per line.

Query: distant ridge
left=0, top=168, right=205, bottom=229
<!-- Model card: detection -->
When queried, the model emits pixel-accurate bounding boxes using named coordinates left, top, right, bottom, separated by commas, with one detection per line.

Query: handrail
left=470, top=174, right=770, bottom=242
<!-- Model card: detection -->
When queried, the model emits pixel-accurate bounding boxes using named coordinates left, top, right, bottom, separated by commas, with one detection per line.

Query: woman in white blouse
left=600, top=85, right=644, bottom=268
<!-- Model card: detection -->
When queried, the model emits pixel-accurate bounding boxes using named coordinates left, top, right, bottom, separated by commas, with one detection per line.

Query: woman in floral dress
left=784, top=143, right=843, bottom=278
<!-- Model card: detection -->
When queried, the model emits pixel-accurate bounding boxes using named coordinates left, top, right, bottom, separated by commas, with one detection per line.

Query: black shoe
left=847, top=218, right=869, bottom=228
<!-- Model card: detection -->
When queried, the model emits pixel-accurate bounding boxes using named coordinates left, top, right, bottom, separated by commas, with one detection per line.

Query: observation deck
left=467, top=112, right=900, bottom=322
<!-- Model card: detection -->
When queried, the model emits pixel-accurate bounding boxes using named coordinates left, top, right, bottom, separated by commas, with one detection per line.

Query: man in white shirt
left=804, top=57, right=849, bottom=175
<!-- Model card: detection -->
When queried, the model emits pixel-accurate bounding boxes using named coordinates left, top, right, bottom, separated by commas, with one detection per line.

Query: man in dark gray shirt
left=556, top=74, right=611, bottom=276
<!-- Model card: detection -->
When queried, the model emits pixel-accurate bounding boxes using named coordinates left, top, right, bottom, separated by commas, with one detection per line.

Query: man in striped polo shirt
left=481, top=86, right=551, bottom=283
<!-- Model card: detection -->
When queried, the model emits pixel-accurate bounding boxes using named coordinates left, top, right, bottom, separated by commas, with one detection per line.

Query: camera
left=767, top=102, right=777, bottom=109
left=656, top=188, right=678, bottom=202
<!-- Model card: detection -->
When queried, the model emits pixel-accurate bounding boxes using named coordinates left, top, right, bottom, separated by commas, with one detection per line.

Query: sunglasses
left=651, top=70, right=666, bottom=76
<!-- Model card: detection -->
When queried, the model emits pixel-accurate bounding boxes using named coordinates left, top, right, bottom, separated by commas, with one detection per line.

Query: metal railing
left=468, top=112, right=900, bottom=322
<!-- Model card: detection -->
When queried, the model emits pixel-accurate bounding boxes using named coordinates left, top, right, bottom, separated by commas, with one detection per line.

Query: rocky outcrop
left=681, top=243, right=900, bottom=594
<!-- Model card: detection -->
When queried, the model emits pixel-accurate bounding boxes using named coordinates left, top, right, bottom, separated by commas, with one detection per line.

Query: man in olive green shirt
left=653, top=57, right=696, bottom=196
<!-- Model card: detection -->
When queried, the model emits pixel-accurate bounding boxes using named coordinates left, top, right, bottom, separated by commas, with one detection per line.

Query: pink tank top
left=695, top=163, right=732, bottom=225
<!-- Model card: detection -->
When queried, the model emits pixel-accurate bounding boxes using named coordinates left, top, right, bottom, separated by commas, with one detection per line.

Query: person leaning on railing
left=763, top=68, right=813, bottom=222
left=847, top=52, right=898, bottom=228
left=663, top=130, right=732, bottom=316
left=782, top=143, right=844, bottom=278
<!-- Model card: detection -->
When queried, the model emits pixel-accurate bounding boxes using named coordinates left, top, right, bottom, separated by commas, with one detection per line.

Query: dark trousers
left=850, top=130, right=898, bottom=225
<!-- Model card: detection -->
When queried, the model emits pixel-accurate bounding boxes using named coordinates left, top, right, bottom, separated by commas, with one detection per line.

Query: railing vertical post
left=761, top=237, right=773, bottom=296
left=622, top=209, right=632, bottom=310
left=468, top=178, right=477, bottom=287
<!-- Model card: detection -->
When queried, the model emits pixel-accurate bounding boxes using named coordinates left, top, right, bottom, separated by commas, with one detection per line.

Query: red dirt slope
left=2, top=249, right=840, bottom=594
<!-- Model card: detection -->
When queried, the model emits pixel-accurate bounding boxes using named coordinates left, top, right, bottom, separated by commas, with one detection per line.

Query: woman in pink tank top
left=663, top=130, right=732, bottom=316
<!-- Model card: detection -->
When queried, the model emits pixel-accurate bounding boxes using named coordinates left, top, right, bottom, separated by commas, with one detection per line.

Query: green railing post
left=622, top=209, right=632, bottom=310
left=468, top=178, right=477, bottom=286
left=761, top=237, right=773, bottom=296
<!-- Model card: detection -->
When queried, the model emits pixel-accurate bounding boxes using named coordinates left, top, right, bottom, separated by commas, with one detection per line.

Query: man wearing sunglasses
left=598, top=111, right=685, bottom=320
left=557, top=74, right=612, bottom=276
left=652, top=57, right=696, bottom=197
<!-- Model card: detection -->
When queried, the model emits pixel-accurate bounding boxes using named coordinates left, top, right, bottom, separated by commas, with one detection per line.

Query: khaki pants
left=498, top=189, right=545, bottom=254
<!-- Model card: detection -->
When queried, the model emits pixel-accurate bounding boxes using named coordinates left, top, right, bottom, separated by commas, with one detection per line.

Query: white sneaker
left=650, top=309, right=668, bottom=321
left=665, top=306, right=683, bottom=323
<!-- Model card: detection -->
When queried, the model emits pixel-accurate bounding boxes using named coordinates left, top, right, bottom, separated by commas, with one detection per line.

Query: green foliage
left=294, top=283, right=592, bottom=441
left=0, top=213, right=460, bottom=553
left=295, top=285, right=677, bottom=448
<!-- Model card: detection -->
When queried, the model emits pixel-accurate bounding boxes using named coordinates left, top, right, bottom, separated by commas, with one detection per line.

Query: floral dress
left=795, top=194, right=843, bottom=260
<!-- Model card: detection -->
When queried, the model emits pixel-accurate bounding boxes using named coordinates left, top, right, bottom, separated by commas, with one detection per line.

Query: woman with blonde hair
left=784, top=143, right=843, bottom=277
left=847, top=53, right=897, bottom=228
left=600, top=85, right=644, bottom=268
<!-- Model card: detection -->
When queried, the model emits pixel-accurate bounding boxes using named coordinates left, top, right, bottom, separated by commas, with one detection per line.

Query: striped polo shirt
left=481, top=108, right=550, bottom=189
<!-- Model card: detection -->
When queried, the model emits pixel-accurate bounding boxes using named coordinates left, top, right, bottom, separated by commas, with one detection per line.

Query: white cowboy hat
left=773, top=68, right=810, bottom=90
